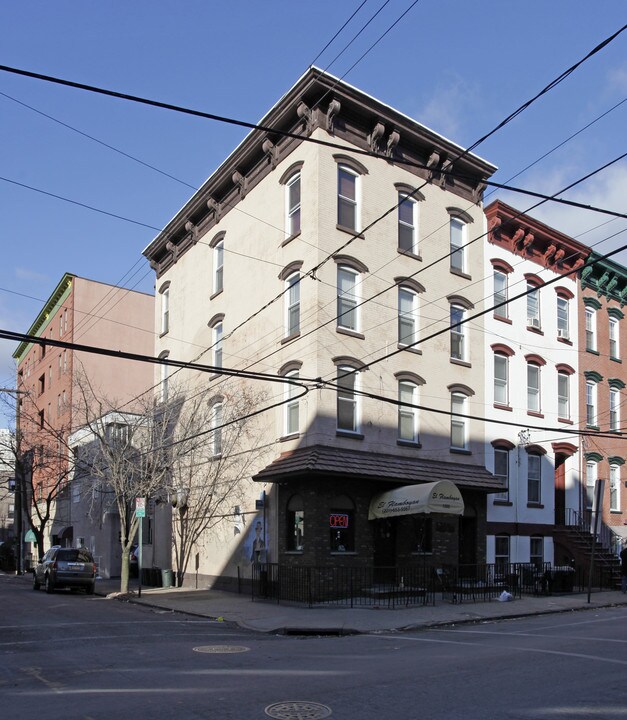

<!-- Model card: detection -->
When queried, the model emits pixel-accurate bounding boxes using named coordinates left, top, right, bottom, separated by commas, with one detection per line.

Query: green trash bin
left=161, top=569, right=174, bottom=588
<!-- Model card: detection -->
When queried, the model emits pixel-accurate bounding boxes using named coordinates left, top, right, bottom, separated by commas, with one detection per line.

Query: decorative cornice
left=584, top=370, right=603, bottom=383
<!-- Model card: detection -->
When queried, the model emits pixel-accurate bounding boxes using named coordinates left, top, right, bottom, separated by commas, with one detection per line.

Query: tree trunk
left=120, top=550, right=130, bottom=594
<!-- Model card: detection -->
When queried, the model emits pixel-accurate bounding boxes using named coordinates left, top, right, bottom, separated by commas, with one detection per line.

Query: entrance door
left=458, top=516, right=476, bottom=572
left=373, top=519, right=396, bottom=584
left=555, top=454, right=566, bottom=525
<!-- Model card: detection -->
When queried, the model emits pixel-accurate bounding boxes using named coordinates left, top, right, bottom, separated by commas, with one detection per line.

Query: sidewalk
left=91, top=576, right=627, bottom=635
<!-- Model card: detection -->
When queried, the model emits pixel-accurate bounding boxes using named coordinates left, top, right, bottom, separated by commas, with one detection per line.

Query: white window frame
left=609, top=317, right=620, bottom=359
left=530, top=536, right=544, bottom=568
left=285, top=272, right=300, bottom=337
left=285, top=172, right=301, bottom=238
left=557, top=296, right=569, bottom=339
left=495, top=535, right=510, bottom=569
left=210, top=403, right=223, bottom=457
left=450, top=392, right=467, bottom=450
left=160, top=286, right=170, bottom=335
left=213, top=321, right=223, bottom=369
left=527, top=282, right=540, bottom=328
left=284, top=370, right=300, bottom=437
left=213, top=240, right=224, bottom=295
left=450, top=217, right=466, bottom=273
left=585, top=461, right=597, bottom=509
left=398, top=381, right=419, bottom=443
left=337, top=165, right=360, bottom=232
left=398, top=193, right=418, bottom=253
left=337, top=266, right=359, bottom=332
left=528, top=454, right=541, bottom=504
left=610, top=388, right=620, bottom=431
left=493, top=447, right=509, bottom=501
left=159, top=352, right=170, bottom=403
left=610, top=464, right=621, bottom=512
left=494, top=354, right=508, bottom=406
left=585, top=308, right=596, bottom=351
left=586, top=381, right=597, bottom=427
left=398, top=287, right=418, bottom=346
left=527, top=364, right=541, bottom=413
left=337, top=366, right=359, bottom=434
left=557, top=372, right=570, bottom=420
left=450, top=305, right=466, bottom=361
left=493, top=270, right=508, bottom=317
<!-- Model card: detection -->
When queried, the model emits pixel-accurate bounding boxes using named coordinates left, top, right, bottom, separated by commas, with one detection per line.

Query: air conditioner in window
left=528, top=317, right=541, bottom=329
left=557, top=328, right=569, bottom=340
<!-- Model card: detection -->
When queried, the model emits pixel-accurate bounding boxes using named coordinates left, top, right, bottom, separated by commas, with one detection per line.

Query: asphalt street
left=2, top=574, right=627, bottom=719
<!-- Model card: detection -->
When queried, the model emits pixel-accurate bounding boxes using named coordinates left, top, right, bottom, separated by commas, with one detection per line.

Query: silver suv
left=33, top=546, right=97, bottom=594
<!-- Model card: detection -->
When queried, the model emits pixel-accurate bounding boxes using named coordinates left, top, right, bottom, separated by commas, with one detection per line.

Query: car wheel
left=85, top=583, right=95, bottom=595
left=44, top=574, right=54, bottom=594
left=33, top=573, right=40, bottom=591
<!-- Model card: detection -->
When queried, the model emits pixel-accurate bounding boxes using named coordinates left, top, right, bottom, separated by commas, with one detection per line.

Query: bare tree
left=168, top=382, right=269, bottom=587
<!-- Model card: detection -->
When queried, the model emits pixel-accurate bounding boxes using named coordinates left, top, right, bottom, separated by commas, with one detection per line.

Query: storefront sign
left=368, top=480, right=464, bottom=520
left=329, top=513, right=349, bottom=528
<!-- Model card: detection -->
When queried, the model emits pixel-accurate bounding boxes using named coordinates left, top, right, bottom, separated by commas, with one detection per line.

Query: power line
left=308, top=0, right=371, bottom=67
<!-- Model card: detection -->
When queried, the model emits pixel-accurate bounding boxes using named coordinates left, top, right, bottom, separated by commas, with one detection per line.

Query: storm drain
left=265, top=701, right=332, bottom=719
left=192, top=645, right=250, bottom=654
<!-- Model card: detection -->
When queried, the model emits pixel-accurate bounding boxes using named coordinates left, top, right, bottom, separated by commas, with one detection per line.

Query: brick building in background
left=13, top=273, right=154, bottom=573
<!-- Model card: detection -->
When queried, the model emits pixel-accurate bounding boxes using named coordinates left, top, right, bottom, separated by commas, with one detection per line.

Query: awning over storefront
left=368, top=480, right=464, bottom=520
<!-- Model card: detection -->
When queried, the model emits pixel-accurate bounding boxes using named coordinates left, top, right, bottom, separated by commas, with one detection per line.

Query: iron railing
left=562, top=508, right=622, bottom=557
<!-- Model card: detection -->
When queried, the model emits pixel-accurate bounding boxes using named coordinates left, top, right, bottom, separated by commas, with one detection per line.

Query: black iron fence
left=251, top=560, right=609, bottom=607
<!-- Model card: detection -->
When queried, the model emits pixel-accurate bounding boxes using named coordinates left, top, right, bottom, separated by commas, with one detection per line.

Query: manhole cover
left=265, top=701, right=332, bottom=719
left=193, top=645, right=250, bottom=654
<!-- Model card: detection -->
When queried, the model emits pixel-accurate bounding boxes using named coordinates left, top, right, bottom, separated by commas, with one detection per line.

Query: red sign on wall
left=329, top=513, right=349, bottom=528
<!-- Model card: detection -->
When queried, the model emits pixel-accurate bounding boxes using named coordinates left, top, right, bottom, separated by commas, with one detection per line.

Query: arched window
left=335, top=155, right=367, bottom=232
left=398, top=286, right=418, bottom=346
left=609, top=463, right=622, bottom=512
left=329, top=495, right=355, bottom=552
left=492, top=439, right=515, bottom=501
left=337, top=265, right=359, bottom=331
left=210, top=233, right=225, bottom=295
left=525, top=274, right=542, bottom=330
left=286, top=494, right=304, bottom=551
left=450, top=304, right=467, bottom=361
left=396, top=186, right=421, bottom=254
left=337, top=365, right=360, bottom=434
left=209, top=316, right=224, bottom=370
left=450, top=393, right=468, bottom=450
left=285, top=171, right=301, bottom=237
left=210, top=402, right=223, bottom=457
left=158, top=351, right=170, bottom=403
left=527, top=451, right=543, bottom=504
left=284, top=369, right=300, bottom=437
left=285, top=272, right=301, bottom=338
left=398, top=380, right=419, bottom=443
left=159, top=282, right=170, bottom=335
left=585, top=456, right=600, bottom=509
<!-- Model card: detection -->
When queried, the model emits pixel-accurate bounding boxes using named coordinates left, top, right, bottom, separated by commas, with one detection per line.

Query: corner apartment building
left=144, top=68, right=503, bottom=588
left=483, top=201, right=590, bottom=568
left=579, top=254, right=627, bottom=553
left=13, top=273, right=154, bottom=571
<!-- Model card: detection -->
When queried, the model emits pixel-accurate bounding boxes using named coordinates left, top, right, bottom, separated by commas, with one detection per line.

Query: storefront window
left=286, top=495, right=304, bottom=551
left=329, top=495, right=355, bottom=552
left=412, top=516, right=432, bottom=553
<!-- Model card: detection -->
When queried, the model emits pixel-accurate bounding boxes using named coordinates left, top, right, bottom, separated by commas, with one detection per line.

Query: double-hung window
left=285, top=273, right=300, bottom=337
left=494, top=354, right=508, bottom=406
left=527, top=363, right=541, bottom=413
left=585, top=461, right=597, bottom=509
left=398, top=287, right=417, bottom=346
left=586, top=381, right=597, bottom=426
left=286, top=172, right=301, bottom=237
left=527, top=454, right=541, bottom=504
left=160, top=285, right=170, bottom=335
left=213, top=321, right=223, bottom=369
left=337, top=266, right=358, bottom=331
left=450, top=393, right=467, bottom=450
left=450, top=217, right=465, bottom=273
left=337, top=366, right=359, bottom=433
left=557, top=296, right=569, bottom=339
left=495, top=535, right=510, bottom=570
left=285, top=370, right=300, bottom=436
left=159, top=351, right=170, bottom=403
left=493, top=270, right=508, bottom=318
left=337, top=165, right=359, bottom=231
left=610, top=388, right=620, bottom=431
left=527, top=282, right=540, bottom=329
left=493, top=447, right=510, bottom=501
left=398, top=193, right=418, bottom=253
left=610, top=464, right=621, bottom=512
left=213, top=240, right=224, bottom=295
left=450, top=305, right=466, bottom=361
left=585, top=308, right=596, bottom=351
left=210, top=403, right=223, bottom=457
left=609, top=317, right=620, bottom=359
left=530, top=537, right=544, bottom=568
left=398, top=381, right=419, bottom=443
left=558, top=372, right=570, bottom=420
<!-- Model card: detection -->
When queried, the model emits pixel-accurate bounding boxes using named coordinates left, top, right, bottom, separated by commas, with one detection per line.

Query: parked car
left=33, top=546, right=97, bottom=594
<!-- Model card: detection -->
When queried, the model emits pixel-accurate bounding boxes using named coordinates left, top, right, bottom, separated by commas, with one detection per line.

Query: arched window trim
left=209, top=230, right=226, bottom=249
left=524, top=273, right=544, bottom=287
left=333, top=154, right=369, bottom=176
left=609, top=456, right=625, bottom=466
left=279, top=360, right=303, bottom=376
left=585, top=451, right=603, bottom=463
left=556, top=363, right=575, bottom=375
left=332, top=355, right=366, bottom=370
left=608, top=307, right=625, bottom=320
left=491, top=343, right=515, bottom=357
left=279, top=161, right=304, bottom=186
left=394, top=371, right=425, bottom=385
left=278, top=261, right=304, bottom=281
left=158, top=280, right=171, bottom=294
left=333, top=254, right=369, bottom=274
left=447, top=294, right=475, bottom=310
left=583, top=296, right=602, bottom=310
left=491, top=438, right=515, bottom=450
left=525, top=353, right=547, bottom=367
left=394, top=183, right=425, bottom=201
left=551, top=441, right=578, bottom=457
left=609, top=378, right=626, bottom=390
left=447, top=383, right=474, bottom=397
left=555, top=285, right=574, bottom=300
left=526, top=444, right=547, bottom=456
left=491, top=258, right=514, bottom=274
left=394, top=277, right=425, bottom=294
left=446, top=206, right=474, bottom=224
left=208, top=313, right=225, bottom=329
left=584, top=370, right=603, bottom=383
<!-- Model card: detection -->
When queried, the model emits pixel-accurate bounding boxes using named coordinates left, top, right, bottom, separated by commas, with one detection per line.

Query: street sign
left=135, top=497, right=146, bottom=518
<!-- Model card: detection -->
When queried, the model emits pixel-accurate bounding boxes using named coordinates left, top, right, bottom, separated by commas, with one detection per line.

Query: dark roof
left=253, top=445, right=502, bottom=493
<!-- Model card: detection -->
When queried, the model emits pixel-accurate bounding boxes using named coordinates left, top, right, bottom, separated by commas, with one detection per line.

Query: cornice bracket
left=207, top=197, right=222, bottom=224
left=386, top=129, right=400, bottom=157
left=368, top=122, right=385, bottom=153
left=232, top=170, right=248, bottom=198
left=262, top=138, right=279, bottom=169
left=326, top=99, right=341, bottom=132
left=296, top=101, right=313, bottom=134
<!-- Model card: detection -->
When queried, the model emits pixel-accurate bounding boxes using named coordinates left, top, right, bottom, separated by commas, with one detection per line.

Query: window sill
left=398, top=343, right=422, bottom=355
left=493, top=500, right=512, bottom=506
left=330, top=551, right=357, bottom=556
left=279, top=433, right=300, bottom=442
left=450, top=448, right=472, bottom=455
left=336, top=430, right=364, bottom=440
left=210, top=289, right=223, bottom=301
left=586, top=424, right=600, bottom=431
left=586, top=348, right=600, bottom=356
left=411, top=551, right=433, bottom=557
left=557, top=337, right=573, bottom=346
left=281, top=332, right=300, bottom=345
left=283, top=550, right=304, bottom=555
left=336, top=224, right=365, bottom=239
left=494, top=403, right=512, bottom=412
left=558, top=417, right=573, bottom=425
left=397, top=439, right=422, bottom=448
left=494, top=314, right=512, bottom=325
left=450, top=358, right=471, bottom=368
left=527, top=325, right=544, bottom=336
left=527, top=410, right=544, bottom=419
left=398, top=249, right=422, bottom=261
left=337, top=327, right=365, bottom=340
left=159, top=330, right=169, bottom=338
left=610, top=356, right=622, bottom=363
left=527, top=502, right=545, bottom=509
left=450, top=268, right=472, bottom=281
left=281, top=231, right=301, bottom=248
left=610, top=510, right=623, bottom=515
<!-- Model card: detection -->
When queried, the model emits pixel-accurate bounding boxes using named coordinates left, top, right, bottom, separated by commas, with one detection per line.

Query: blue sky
left=1, top=1, right=626, bottom=396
